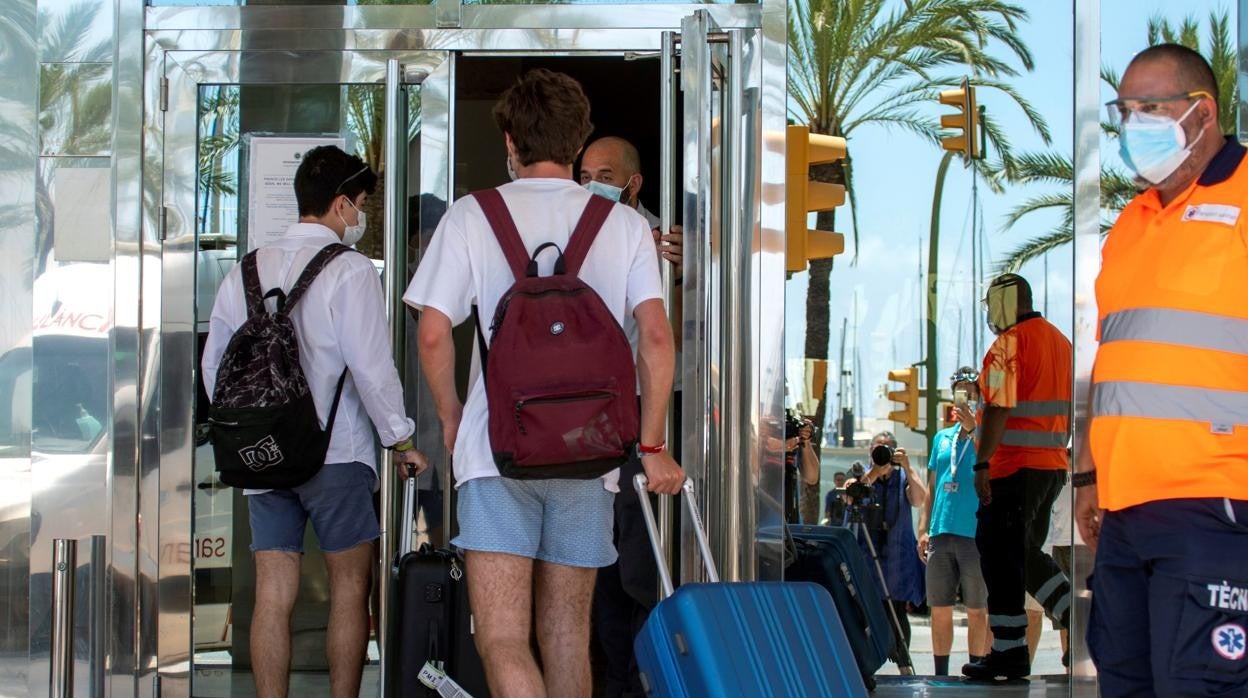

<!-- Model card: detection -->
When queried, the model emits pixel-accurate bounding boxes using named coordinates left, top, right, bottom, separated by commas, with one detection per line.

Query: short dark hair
left=294, top=146, right=376, bottom=218
left=1132, top=43, right=1219, bottom=104
left=989, top=273, right=1034, bottom=310
left=493, top=69, right=594, bottom=167
left=872, top=431, right=897, bottom=449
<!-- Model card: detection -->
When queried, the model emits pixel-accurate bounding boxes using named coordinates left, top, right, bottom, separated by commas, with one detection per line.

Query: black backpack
left=208, top=243, right=355, bottom=489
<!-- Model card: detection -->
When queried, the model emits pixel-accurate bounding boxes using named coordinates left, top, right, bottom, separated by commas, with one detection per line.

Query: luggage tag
left=418, top=662, right=473, bottom=698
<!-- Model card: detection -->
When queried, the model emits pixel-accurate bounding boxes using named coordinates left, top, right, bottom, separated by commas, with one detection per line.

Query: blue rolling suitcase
left=632, top=475, right=868, bottom=698
left=787, top=524, right=910, bottom=688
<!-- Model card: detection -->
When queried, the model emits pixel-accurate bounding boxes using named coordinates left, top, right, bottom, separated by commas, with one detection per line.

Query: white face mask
left=506, top=154, right=518, bottom=181
left=339, top=198, right=367, bottom=246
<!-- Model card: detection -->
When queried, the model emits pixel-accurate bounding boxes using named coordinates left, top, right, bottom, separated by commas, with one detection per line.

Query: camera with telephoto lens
left=871, top=443, right=896, bottom=467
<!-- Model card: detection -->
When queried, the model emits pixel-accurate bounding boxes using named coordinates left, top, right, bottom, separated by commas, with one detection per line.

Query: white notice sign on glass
left=247, top=136, right=345, bottom=251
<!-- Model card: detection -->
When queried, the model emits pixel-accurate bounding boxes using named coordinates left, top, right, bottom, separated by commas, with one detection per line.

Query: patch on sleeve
left=1182, top=204, right=1241, bottom=226
left=987, top=368, right=1005, bottom=391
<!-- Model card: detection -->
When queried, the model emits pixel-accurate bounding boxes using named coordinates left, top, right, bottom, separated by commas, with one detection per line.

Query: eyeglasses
left=1104, top=90, right=1212, bottom=126
left=335, top=165, right=370, bottom=195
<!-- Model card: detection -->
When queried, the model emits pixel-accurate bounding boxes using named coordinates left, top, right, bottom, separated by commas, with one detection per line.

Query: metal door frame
left=146, top=41, right=453, bottom=697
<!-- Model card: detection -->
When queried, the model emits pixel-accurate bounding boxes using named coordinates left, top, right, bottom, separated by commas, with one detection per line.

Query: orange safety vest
left=1092, top=136, right=1248, bottom=512
left=979, top=314, right=1072, bottom=479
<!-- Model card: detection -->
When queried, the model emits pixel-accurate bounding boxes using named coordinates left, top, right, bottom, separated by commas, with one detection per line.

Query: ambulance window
left=30, top=339, right=109, bottom=454
left=0, top=348, right=32, bottom=459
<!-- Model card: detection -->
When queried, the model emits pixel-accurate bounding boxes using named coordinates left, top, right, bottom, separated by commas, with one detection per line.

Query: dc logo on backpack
left=472, top=189, right=639, bottom=480
left=239, top=435, right=285, bottom=472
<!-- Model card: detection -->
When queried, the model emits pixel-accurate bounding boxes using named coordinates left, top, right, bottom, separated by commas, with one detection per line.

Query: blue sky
left=784, top=0, right=1237, bottom=433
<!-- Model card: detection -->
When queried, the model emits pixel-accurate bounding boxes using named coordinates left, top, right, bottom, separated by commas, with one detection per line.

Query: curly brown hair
left=493, top=69, right=594, bottom=167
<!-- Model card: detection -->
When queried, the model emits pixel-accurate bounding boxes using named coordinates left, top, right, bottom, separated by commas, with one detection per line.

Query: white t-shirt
left=403, top=179, right=664, bottom=491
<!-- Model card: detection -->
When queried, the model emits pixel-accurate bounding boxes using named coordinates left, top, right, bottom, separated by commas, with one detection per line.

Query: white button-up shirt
left=203, top=223, right=414, bottom=489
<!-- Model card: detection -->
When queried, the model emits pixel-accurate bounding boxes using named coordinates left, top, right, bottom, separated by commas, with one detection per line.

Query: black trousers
left=975, top=468, right=1071, bottom=657
left=592, top=456, right=659, bottom=698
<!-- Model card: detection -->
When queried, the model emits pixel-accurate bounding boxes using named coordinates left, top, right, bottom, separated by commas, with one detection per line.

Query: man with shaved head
left=1076, top=43, right=1248, bottom=695
left=580, top=136, right=684, bottom=697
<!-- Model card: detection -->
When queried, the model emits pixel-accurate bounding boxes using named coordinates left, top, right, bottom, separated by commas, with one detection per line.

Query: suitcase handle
left=633, top=474, right=719, bottom=598
left=400, top=464, right=417, bottom=556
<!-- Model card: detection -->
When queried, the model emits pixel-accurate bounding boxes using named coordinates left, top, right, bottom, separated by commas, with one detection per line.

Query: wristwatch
left=1072, top=470, right=1097, bottom=488
left=973, top=461, right=991, bottom=472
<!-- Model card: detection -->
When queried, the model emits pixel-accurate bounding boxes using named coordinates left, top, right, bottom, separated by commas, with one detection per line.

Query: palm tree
left=788, top=0, right=1050, bottom=436
left=1000, top=10, right=1237, bottom=272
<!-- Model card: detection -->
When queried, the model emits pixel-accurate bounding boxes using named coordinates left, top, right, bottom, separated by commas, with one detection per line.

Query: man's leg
left=930, top=606, right=954, bottom=674
left=466, top=550, right=543, bottom=697
left=925, top=535, right=958, bottom=675
left=955, top=534, right=991, bottom=659
left=324, top=541, right=374, bottom=698
left=1024, top=601, right=1044, bottom=664
left=252, top=551, right=301, bottom=698
left=299, top=463, right=385, bottom=698
left=967, top=607, right=990, bottom=658
left=1086, top=509, right=1153, bottom=695
left=535, top=561, right=598, bottom=697
left=966, top=472, right=1029, bottom=678
left=1022, top=470, right=1072, bottom=631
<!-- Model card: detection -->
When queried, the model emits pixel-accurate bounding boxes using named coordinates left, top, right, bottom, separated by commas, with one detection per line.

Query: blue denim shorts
left=453, top=476, right=617, bottom=568
left=247, top=462, right=380, bottom=554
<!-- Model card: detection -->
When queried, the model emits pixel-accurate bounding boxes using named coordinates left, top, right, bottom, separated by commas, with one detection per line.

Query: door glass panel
left=191, top=78, right=422, bottom=694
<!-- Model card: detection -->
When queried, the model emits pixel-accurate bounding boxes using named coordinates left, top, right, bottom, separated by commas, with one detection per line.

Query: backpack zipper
left=513, top=390, right=615, bottom=435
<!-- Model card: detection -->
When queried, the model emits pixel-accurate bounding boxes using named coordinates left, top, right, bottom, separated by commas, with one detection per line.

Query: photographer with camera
left=843, top=431, right=928, bottom=651
left=916, top=368, right=990, bottom=676
left=781, top=412, right=822, bottom=524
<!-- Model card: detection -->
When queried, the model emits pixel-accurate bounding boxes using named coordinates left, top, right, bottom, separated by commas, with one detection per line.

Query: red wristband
left=638, top=441, right=666, bottom=454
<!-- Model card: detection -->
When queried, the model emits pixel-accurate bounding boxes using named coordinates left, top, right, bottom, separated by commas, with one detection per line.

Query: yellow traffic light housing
left=939, top=77, right=980, bottom=161
left=786, top=124, right=847, bottom=273
left=887, top=367, right=919, bottom=430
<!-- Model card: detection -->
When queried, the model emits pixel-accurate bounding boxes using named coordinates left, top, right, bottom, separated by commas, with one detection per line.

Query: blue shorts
left=247, top=462, right=380, bottom=554
left=453, top=476, right=616, bottom=568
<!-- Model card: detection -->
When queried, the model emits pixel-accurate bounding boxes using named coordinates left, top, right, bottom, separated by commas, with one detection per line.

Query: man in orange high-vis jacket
left=1076, top=44, right=1248, bottom=697
left=962, top=274, right=1073, bottom=682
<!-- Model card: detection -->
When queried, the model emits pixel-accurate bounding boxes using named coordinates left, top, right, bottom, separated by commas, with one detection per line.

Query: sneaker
left=962, top=650, right=1030, bottom=681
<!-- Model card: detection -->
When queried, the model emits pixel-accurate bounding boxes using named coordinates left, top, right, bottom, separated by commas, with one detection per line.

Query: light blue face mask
left=1119, top=100, right=1203, bottom=185
left=585, top=177, right=630, bottom=203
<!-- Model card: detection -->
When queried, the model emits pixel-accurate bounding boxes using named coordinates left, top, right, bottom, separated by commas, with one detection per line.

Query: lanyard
left=951, top=430, right=973, bottom=479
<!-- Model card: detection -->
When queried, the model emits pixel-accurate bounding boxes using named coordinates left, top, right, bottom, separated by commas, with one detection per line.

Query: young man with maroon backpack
left=405, top=69, right=684, bottom=696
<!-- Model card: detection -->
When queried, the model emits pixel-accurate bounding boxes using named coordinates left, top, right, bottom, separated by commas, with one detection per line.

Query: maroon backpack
left=472, top=188, right=639, bottom=479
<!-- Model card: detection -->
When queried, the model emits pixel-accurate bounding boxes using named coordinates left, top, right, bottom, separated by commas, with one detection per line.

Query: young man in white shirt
left=203, top=145, right=428, bottom=698
left=405, top=70, right=684, bottom=697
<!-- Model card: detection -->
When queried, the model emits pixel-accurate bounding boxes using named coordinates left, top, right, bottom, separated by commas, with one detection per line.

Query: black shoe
left=962, top=651, right=1030, bottom=681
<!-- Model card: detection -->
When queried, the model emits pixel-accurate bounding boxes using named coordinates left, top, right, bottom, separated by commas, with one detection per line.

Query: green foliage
left=788, top=0, right=1050, bottom=260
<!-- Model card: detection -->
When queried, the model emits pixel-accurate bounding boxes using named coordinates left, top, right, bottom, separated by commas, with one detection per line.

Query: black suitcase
left=390, top=469, right=489, bottom=697
left=786, top=524, right=910, bottom=689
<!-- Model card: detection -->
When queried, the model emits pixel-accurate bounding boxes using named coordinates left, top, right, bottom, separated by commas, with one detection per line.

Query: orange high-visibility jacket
left=980, top=314, right=1072, bottom=479
left=1092, top=137, right=1248, bottom=512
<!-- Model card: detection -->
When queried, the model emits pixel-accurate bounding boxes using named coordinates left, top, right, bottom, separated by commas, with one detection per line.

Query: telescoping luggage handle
left=400, top=464, right=418, bottom=556
left=633, top=474, right=719, bottom=599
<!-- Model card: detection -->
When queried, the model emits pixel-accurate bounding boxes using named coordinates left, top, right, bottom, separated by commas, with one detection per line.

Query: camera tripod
left=843, top=503, right=916, bottom=676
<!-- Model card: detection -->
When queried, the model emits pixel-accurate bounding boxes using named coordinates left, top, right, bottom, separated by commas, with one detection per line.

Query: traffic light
left=939, top=77, right=980, bottom=161
left=887, top=367, right=919, bottom=430
left=785, top=124, right=847, bottom=273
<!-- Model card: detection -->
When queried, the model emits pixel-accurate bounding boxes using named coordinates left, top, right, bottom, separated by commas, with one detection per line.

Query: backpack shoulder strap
left=471, top=189, right=530, bottom=282
left=282, top=243, right=355, bottom=314
left=562, top=195, right=615, bottom=277
left=241, top=251, right=265, bottom=317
